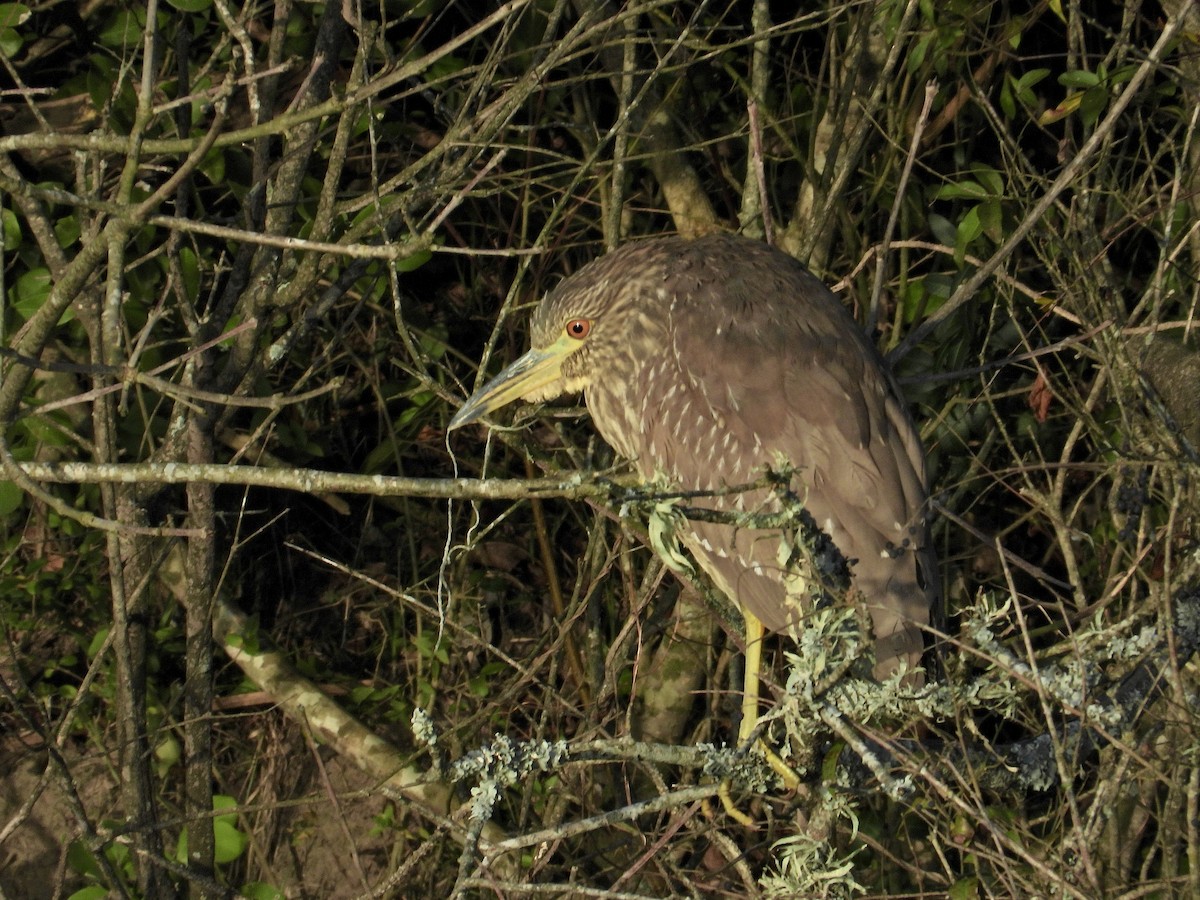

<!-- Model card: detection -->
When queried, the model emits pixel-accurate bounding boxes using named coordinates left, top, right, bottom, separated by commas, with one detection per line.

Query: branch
left=889, top=0, right=1198, bottom=362
left=836, top=582, right=1200, bottom=794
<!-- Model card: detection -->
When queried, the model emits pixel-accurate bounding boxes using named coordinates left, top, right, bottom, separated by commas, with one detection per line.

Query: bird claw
left=718, top=778, right=757, bottom=827
left=758, top=739, right=800, bottom=790
left=715, top=739, right=799, bottom=826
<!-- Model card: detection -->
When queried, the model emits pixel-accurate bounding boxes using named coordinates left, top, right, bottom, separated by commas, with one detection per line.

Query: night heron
left=450, top=233, right=937, bottom=750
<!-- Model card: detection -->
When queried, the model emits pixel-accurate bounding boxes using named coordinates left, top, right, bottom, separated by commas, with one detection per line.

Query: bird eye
left=565, top=318, right=591, bottom=340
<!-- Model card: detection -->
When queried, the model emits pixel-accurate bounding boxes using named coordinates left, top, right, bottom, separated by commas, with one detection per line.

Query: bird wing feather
left=635, top=236, right=933, bottom=676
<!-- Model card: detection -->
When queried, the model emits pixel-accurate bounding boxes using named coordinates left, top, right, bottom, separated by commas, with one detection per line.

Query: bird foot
left=715, top=739, right=799, bottom=826
left=758, top=739, right=800, bottom=790
left=718, top=778, right=756, bottom=827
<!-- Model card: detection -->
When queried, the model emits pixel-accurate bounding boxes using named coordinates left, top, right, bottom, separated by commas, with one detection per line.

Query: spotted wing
left=641, top=236, right=935, bottom=678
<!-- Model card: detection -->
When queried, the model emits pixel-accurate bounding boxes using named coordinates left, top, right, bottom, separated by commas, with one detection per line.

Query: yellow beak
left=448, top=334, right=581, bottom=430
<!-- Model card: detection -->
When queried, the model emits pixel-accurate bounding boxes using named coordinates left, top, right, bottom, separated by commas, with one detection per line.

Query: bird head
left=448, top=260, right=650, bottom=430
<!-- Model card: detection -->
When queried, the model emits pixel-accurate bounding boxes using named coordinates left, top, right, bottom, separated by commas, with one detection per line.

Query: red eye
left=566, top=318, right=591, bottom=340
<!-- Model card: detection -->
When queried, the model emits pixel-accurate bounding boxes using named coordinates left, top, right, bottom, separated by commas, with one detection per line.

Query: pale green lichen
left=759, top=787, right=866, bottom=898
left=695, top=742, right=778, bottom=791
left=448, top=734, right=570, bottom=787
left=410, top=707, right=437, bottom=749
left=468, top=778, right=500, bottom=823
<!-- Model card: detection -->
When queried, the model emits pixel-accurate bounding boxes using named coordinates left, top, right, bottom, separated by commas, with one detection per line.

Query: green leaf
left=155, top=734, right=182, bottom=775
left=1059, top=69, right=1100, bottom=89
left=225, top=623, right=262, bottom=655
left=955, top=206, right=983, bottom=266
left=1108, top=64, right=1138, bottom=87
left=214, top=818, right=248, bottom=864
left=86, top=627, right=109, bottom=659
left=1, top=207, right=20, bottom=250
left=178, top=246, right=200, bottom=303
left=105, top=840, right=133, bottom=878
left=350, top=193, right=403, bottom=228
left=66, top=841, right=105, bottom=879
left=1017, top=69, right=1051, bottom=92
left=240, top=884, right=285, bottom=900
left=978, top=199, right=1003, bottom=242
left=15, top=266, right=50, bottom=304
left=413, top=631, right=449, bottom=665
left=420, top=329, right=448, bottom=360
left=0, top=26, right=21, bottom=56
left=0, top=3, right=29, bottom=27
left=0, top=1, right=27, bottom=52
left=12, top=267, right=74, bottom=324
left=199, top=147, right=225, bottom=184
left=935, top=180, right=989, bottom=201
left=176, top=796, right=249, bottom=867
left=921, top=274, right=953, bottom=313
left=98, top=8, right=148, bottom=47
left=974, top=167, right=1004, bottom=197
left=1079, top=84, right=1108, bottom=128
left=999, top=78, right=1016, bottom=119
left=67, top=888, right=110, bottom=900
left=167, top=0, right=212, bottom=10
left=54, top=215, right=81, bottom=249
left=1008, top=68, right=1052, bottom=115
left=395, top=248, right=432, bottom=273
left=909, top=32, right=931, bottom=72
left=21, top=412, right=71, bottom=448
left=426, top=54, right=466, bottom=81
left=901, top=280, right=926, bottom=324
left=361, top=440, right=398, bottom=475
left=468, top=673, right=490, bottom=697
left=0, top=480, right=23, bottom=516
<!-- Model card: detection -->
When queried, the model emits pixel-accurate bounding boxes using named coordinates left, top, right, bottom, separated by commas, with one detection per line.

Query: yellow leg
left=720, top=613, right=799, bottom=824
left=745, top=619, right=801, bottom=789
left=739, top=612, right=764, bottom=745
left=720, top=613, right=767, bottom=826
